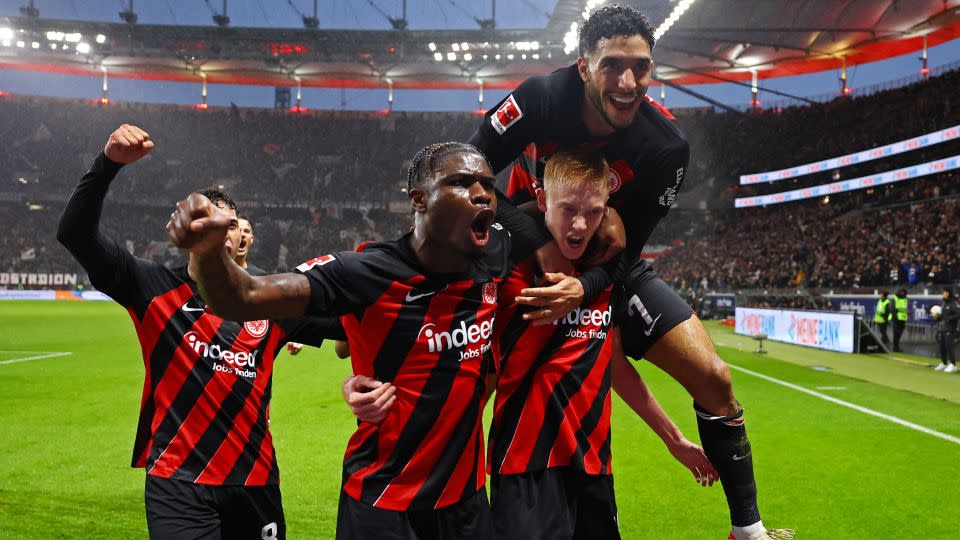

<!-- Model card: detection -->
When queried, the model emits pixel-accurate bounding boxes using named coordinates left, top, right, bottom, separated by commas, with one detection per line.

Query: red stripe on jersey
left=246, top=428, right=276, bottom=485
left=149, top=341, right=243, bottom=479
left=492, top=260, right=614, bottom=475
left=342, top=280, right=490, bottom=511
left=194, top=325, right=286, bottom=485
left=137, top=284, right=195, bottom=363
left=645, top=94, right=676, bottom=120
left=588, top=391, right=613, bottom=474
left=342, top=277, right=426, bottom=377
left=342, top=285, right=460, bottom=505
left=546, top=334, right=613, bottom=474
left=128, top=307, right=152, bottom=468
left=128, top=285, right=203, bottom=467
left=373, top=299, right=494, bottom=508
left=506, top=161, right=539, bottom=199
left=434, top=387, right=486, bottom=509
left=498, top=332, right=590, bottom=474
left=144, top=314, right=224, bottom=472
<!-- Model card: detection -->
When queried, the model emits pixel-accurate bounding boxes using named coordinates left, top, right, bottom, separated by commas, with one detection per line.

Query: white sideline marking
left=0, top=351, right=73, bottom=366
left=728, top=363, right=960, bottom=446
left=815, top=386, right=847, bottom=391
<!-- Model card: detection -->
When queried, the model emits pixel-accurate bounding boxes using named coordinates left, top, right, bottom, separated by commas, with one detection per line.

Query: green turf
left=2, top=301, right=959, bottom=538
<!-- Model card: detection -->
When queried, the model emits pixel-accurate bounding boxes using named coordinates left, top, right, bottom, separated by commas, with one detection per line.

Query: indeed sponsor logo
left=553, top=306, right=612, bottom=328
left=417, top=318, right=495, bottom=360
left=564, top=328, right=608, bottom=340
left=185, top=331, right=258, bottom=376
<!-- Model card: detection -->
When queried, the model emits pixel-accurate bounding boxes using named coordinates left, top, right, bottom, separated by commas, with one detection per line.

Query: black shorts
left=335, top=487, right=493, bottom=540
left=490, top=469, right=620, bottom=540
left=615, top=259, right=694, bottom=359
left=144, top=475, right=285, bottom=540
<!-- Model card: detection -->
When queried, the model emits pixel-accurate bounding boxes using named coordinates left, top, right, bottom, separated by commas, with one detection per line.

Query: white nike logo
left=643, top=313, right=663, bottom=336
left=181, top=302, right=205, bottom=313
left=405, top=287, right=446, bottom=302
left=732, top=452, right=751, bottom=461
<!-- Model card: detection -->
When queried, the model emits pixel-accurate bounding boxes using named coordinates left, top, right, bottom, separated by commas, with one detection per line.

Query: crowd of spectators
left=1, top=65, right=958, bottom=292
left=654, top=172, right=960, bottom=292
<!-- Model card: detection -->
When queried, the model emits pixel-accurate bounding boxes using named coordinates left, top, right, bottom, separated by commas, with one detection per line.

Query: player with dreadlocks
left=168, top=141, right=546, bottom=539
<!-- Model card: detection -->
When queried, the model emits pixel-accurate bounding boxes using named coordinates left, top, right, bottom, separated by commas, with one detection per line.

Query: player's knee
left=709, top=356, right=732, bottom=392
left=702, top=355, right=736, bottom=413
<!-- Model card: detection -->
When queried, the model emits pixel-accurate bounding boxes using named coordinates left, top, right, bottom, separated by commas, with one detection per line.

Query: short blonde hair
left=543, top=145, right=610, bottom=195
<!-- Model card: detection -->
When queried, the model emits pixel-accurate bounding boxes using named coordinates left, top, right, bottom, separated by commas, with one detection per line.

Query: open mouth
left=238, top=238, right=248, bottom=251
left=566, top=234, right=585, bottom=251
left=470, top=208, right=495, bottom=248
left=608, top=94, right=638, bottom=112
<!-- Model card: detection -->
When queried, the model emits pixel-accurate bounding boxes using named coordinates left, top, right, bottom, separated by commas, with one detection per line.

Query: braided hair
left=197, top=187, right=238, bottom=213
left=406, top=142, right=491, bottom=195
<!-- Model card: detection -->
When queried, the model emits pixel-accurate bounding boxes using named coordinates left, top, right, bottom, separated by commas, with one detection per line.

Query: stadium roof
left=0, top=0, right=958, bottom=90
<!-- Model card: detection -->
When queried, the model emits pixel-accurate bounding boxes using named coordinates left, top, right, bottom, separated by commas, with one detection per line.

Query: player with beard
left=468, top=5, right=791, bottom=539
left=167, top=142, right=545, bottom=540
left=57, top=125, right=338, bottom=540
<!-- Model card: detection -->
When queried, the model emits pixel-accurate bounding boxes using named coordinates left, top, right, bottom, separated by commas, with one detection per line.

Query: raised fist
left=104, top=124, right=154, bottom=164
left=166, top=193, right=233, bottom=256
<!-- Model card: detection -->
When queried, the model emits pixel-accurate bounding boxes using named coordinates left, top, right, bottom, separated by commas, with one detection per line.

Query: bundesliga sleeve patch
left=490, top=94, right=524, bottom=135
left=296, top=254, right=336, bottom=272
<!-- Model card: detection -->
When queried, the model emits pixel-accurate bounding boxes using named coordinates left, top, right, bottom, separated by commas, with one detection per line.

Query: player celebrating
left=235, top=215, right=258, bottom=271
left=490, top=146, right=715, bottom=539
left=469, top=5, right=791, bottom=539
left=167, top=142, right=538, bottom=540
left=233, top=215, right=309, bottom=357
left=57, top=125, right=337, bottom=540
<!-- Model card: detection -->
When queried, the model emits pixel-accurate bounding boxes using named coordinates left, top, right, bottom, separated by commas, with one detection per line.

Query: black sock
left=695, top=402, right=761, bottom=527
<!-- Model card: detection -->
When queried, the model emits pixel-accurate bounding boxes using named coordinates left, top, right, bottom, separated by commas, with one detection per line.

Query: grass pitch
left=2, top=301, right=959, bottom=538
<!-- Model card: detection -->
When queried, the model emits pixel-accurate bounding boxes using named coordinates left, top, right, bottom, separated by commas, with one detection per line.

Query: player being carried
left=57, top=125, right=338, bottom=540
left=468, top=4, right=793, bottom=539
left=167, top=141, right=549, bottom=539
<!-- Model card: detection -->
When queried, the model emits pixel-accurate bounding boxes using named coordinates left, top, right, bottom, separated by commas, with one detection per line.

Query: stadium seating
left=2, top=66, right=958, bottom=291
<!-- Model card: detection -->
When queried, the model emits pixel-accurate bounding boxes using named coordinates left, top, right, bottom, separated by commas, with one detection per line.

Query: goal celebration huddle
left=59, top=4, right=792, bottom=539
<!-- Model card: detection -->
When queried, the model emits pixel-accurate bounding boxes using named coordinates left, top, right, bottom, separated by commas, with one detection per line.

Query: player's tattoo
left=264, top=273, right=311, bottom=301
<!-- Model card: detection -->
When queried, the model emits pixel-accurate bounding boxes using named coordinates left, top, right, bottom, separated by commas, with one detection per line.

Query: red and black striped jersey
left=489, top=258, right=615, bottom=476
left=57, top=153, right=338, bottom=487
left=295, top=229, right=513, bottom=511
left=100, top=263, right=332, bottom=486
left=469, top=64, right=690, bottom=256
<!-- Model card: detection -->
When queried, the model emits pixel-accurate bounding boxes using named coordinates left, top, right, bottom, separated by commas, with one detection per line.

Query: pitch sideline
left=728, top=362, right=960, bottom=446
left=0, top=351, right=74, bottom=366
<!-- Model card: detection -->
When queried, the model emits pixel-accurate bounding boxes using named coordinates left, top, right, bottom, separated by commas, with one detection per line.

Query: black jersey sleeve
left=277, top=316, right=348, bottom=346
left=578, top=253, right=630, bottom=302
left=622, top=141, right=690, bottom=256
left=471, top=76, right=558, bottom=255
left=294, top=252, right=379, bottom=317
left=495, top=191, right=553, bottom=255
left=57, top=152, right=152, bottom=306
left=468, top=76, right=549, bottom=174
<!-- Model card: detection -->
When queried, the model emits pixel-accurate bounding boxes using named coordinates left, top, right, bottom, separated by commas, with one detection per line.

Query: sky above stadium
left=2, top=0, right=960, bottom=111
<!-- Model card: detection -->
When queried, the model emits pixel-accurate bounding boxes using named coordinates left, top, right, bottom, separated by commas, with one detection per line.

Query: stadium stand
left=2, top=66, right=959, bottom=291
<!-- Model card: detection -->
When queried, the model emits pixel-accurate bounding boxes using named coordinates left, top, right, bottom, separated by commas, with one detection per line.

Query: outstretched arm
left=166, top=193, right=311, bottom=321
left=611, top=328, right=717, bottom=487
left=57, top=125, right=155, bottom=300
